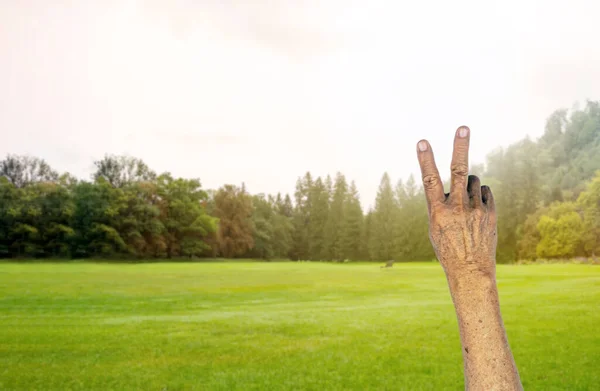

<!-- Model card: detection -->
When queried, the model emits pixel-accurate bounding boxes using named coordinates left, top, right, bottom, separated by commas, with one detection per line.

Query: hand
left=416, top=126, right=497, bottom=282
left=416, top=126, right=523, bottom=391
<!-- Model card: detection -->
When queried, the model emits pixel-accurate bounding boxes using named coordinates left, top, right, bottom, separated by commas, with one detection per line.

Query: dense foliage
left=1, top=101, right=599, bottom=262
left=490, top=101, right=600, bottom=261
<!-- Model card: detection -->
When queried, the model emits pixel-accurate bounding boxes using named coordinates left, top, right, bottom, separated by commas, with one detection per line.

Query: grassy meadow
left=0, top=262, right=599, bottom=390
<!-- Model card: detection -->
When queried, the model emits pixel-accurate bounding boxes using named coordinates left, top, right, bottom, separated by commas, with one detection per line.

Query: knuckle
left=472, top=208, right=485, bottom=218
left=451, top=204, right=465, bottom=214
left=433, top=208, right=450, bottom=221
left=422, top=174, right=440, bottom=189
left=430, top=204, right=445, bottom=217
left=451, top=164, right=469, bottom=177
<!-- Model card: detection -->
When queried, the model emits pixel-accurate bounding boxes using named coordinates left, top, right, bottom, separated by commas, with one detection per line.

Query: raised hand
left=416, top=127, right=523, bottom=391
left=416, top=126, right=497, bottom=281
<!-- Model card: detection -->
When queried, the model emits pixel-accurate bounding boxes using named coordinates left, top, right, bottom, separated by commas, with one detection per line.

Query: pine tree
left=290, top=173, right=312, bottom=260
left=323, top=173, right=348, bottom=261
left=342, top=181, right=363, bottom=260
left=361, top=209, right=374, bottom=261
left=394, top=179, right=409, bottom=260
left=325, top=175, right=333, bottom=202
left=307, top=177, right=329, bottom=260
left=394, top=175, right=433, bottom=261
left=370, top=173, right=397, bottom=261
left=281, top=194, right=294, bottom=218
left=247, top=194, right=275, bottom=259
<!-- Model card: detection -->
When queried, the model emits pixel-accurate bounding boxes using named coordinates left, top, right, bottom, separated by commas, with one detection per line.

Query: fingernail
left=418, top=140, right=428, bottom=151
left=458, top=126, right=470, bottom=138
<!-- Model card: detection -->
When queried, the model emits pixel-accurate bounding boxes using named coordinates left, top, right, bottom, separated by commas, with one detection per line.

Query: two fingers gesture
left=416, top=127, right=497, bottom=275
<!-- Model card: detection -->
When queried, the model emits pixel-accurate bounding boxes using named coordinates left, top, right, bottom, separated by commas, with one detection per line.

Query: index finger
left=417, top=139, right=445, bottom=208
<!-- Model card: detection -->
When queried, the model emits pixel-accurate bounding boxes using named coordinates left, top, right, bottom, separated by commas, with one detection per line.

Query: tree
left=394, top=175, right=433, bottom=261
left=0, top=177, right=18, bottom=257
left=536, top=202, right=583, bottom=259
left=93, top=155, right=156, bottom=188
left=247, top=194, right=275, bottom=259
left=280, top=194, right=294, bottom=218
left=394, top=178, right=409, bottom=260
left=516, top=207, right=548, bottom=261
left=540, top=109, right=567, bottom=146
left=213, top=184, right=254, bottom=258
left=118, top=181, right=166, bottom=258
left=576, top=170, right=600, bottom=257
left=325, top=175, right=333, bottom=202
left=35, top=182, right=75, bottom=257
left=483, top=100, right=600, bottom=262
left=246, top=194, right=294, bottom=260
left=71, top=181, right=127, bottom=257
left=290, top=173, right=313, bottom=260
left=156, top=174, right=217, bottom=258
left=484, top=139, right=543, bottom=262
left=0, top=100, right=598, bottom=263
left=271, top=209, right=294, bottom=258
left=369, top=173, right=396, bottom=261
left=342, top=181, right=363, bottom=260
left=307, top=177, right=329, bottom=260
left=0, top=155, right=59, bottom=188
left=323, top=173, right=348, bottom=261
left=86, top=157, right=166, bottom=258
left=361, top=209, right=374, bottom=261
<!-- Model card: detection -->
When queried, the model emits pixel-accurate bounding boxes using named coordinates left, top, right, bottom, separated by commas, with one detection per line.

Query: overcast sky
left=1, top=0, right=599, bottom=208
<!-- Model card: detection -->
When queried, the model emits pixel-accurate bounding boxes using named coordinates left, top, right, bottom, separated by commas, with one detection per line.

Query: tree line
left=0, top=154, right=431, bottom=261
left=1, top=100, right=599, bottom=262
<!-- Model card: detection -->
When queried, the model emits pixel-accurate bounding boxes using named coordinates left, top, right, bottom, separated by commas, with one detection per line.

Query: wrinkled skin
left=418, top=126, right=497, bottom=280
left=417, top=127, right=523, bottom=391
left=428, top=177, right=498, bottom=282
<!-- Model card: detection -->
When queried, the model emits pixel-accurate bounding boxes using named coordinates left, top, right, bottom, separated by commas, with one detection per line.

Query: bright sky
left=1, top=0, right=599, bottom=208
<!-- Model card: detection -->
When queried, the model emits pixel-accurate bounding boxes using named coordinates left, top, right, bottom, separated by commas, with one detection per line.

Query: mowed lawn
left=0, top=262, right=599, bottom=391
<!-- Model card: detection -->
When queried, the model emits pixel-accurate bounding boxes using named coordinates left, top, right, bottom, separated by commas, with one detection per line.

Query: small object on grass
left=381, top=260, right=394, bottom=269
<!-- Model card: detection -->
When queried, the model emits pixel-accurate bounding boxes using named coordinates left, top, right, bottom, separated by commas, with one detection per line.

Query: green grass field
left=1, top=262, right=599, bottom=390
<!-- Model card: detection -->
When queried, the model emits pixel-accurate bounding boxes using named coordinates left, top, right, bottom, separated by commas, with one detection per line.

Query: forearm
left=417, top=128, right=523, bottom=389
left=447, top=271, right=523, bottom=391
